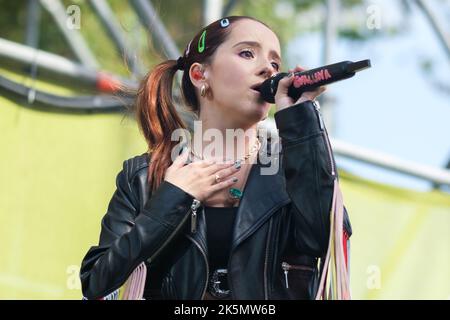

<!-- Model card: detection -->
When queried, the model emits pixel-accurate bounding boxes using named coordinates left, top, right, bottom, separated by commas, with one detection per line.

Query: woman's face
left=205, top=19, right=282, bottom=126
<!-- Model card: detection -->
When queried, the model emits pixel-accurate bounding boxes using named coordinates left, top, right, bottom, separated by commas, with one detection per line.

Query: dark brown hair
left=135, top=16, right=272, bottom=191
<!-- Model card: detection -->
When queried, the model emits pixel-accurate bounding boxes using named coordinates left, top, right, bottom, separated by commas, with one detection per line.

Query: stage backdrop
left=0, top=71, right=449, bottom=299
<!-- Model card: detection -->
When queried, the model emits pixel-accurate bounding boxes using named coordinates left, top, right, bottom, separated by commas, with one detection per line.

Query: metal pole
left=222, top=0, right=238, bottom=17
left=88, top=0, right=143, bottom=76
left=203, top=0, right=223, bottom=26
left=39, top=0, right=99, bottom=68
left=414, top=0, right=450, bottom=59
left=260, top=118, right=450, bottom=187
left=331, top=138, right=450, bottom=187
left=25, top=0, right=41, bottom=48
left=322, top=0, right=338, bottom=66
left=320, top=0, right=339, bottom=135
left=0, top=37, right=94, bottom=83
left=129, top=0, right=180, bottom=60
left=0, top=38, right=136, bottom=89
left=25, top=0, right=41, bottom=95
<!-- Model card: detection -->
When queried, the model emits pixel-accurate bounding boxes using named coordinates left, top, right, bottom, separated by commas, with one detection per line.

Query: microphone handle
left=260, top=59, right=371, bottom=103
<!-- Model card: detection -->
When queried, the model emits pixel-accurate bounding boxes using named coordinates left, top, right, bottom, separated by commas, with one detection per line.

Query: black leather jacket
left=80, top=100, right=352, bottom=300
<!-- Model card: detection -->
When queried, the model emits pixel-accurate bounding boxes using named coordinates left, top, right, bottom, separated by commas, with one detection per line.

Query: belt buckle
left=208, top=268, right=230, bottom=299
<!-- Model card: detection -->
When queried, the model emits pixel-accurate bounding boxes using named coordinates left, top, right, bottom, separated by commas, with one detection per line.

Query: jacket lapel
left=230, top=155, right=291, bottom=252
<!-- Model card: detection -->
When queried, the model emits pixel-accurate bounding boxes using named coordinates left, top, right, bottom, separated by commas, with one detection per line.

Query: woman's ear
left=189, top=62, right=208, bottom=89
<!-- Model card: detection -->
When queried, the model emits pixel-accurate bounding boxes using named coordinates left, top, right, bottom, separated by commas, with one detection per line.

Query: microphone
left=258, top=59, right=371, bottom=103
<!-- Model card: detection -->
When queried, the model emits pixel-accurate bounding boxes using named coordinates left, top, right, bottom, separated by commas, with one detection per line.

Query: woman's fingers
left=204, top=160, right=235, bottom=175
left=279, top=65, right=307, bottom=95
left=209, top=176, right=239, bottom=194
left=275, top=66, right=306, bottom=104
left=277, top=73, right=295, bottom=95
left=210, top=161, right=241, bottom=184
left=194, top=158, right=217, bottom=167
left=171, top=149, right=190, bottom=168
left=288, top=65, right=306, bottom=74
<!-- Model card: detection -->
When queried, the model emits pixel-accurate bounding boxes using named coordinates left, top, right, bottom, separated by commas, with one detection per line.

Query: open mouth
left=250, top=83, right=267, bottom=104
left=250, top=83, right=262, bottom=93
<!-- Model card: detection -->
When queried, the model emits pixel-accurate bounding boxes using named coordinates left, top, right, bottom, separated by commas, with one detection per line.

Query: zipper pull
left=312, top=100, right=325, bottom=131
left=190, top=199, right=201, bottom=234
left=312, top=99, right=321, bottom=111
left=282, top=262, right=290, bottom=289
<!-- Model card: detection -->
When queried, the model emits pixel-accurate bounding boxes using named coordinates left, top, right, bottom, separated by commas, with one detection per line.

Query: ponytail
left=136, top=60, right=186, bottom=191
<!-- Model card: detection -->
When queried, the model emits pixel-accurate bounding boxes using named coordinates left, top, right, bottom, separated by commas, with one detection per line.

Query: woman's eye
left=271, top=62, right=280, bottom=71
left=239, top=50, right=254, bottom=58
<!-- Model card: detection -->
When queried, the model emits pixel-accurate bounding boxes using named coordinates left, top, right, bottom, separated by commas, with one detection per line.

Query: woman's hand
left=164, top=150, right=240, bottom=202
left=274, top=65, right=327, bottom=112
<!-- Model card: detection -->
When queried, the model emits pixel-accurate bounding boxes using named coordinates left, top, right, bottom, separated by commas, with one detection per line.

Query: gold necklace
left=189, top=138, right=261, bottom=163
left=190, top=138, right=261, bottom=202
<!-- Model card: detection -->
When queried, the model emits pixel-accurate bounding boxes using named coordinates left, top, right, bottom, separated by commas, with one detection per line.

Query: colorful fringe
left=315, top=179, right=351, bottom=300
left=120, top=262, right=147, bottom=300
left=83, top=262, right=147, bottom=300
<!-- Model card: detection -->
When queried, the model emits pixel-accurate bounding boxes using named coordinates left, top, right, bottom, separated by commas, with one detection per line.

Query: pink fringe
left=122, top=262, right=147, bottom=300
left=315, top=179, right=351, bottom=300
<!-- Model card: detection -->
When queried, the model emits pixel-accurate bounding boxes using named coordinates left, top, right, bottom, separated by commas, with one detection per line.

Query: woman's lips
left=250, top=88, right=267, bottom=104
left=250, top=82, right=263, bottom=91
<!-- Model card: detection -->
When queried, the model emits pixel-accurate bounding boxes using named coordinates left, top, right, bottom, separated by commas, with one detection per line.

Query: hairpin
left=185, top=39, right=193, bottom=56
left=198, top=30, right=206, bottom=53
left=220, top=18, right=230, bottom=28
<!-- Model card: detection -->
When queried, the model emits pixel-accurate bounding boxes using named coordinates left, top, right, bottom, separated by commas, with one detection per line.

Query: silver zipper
left=263, top=218, right=273, bottom=300
left=323, top=127, right=336, bottom=176
left=313, top=100, right=325, bottom=131
left=281, top=261, right=315, bottom=289
left=312, top=101, right=336, bottom=176
left=190, top=199, right=201, bottom=234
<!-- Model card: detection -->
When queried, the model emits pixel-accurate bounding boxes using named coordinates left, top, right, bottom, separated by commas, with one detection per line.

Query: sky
left=285, top=0, right=450, bottom=192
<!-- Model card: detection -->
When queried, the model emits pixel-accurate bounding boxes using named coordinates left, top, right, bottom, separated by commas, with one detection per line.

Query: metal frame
left=259, top=118, right=450, bottom=187
left=414, top=0, right=450, bottom=58
left=88, top=0, right=143, bottom=76
left=129, top=0, right=181, bottom=60
left=0, top=38, right=136, bottom=90
left=331, top=138, right=450, bottom=187
left=1, top=0, right=449, bottom=188
left=39, top=0, right=99, bottom=68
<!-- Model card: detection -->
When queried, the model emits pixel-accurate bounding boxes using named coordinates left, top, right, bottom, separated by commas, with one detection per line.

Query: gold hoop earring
left=200, top=84, right=207, bottom=97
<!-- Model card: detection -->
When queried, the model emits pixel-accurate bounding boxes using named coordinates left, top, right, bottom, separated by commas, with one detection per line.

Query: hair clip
left=220, top=18, right=230, bottom=28
left=198, top=30, right=206, bottom=53
left=185, top=39, right=193, bottom=56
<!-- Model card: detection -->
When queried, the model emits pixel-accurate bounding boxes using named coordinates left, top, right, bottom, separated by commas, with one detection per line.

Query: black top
left=204, top=206, right=238, bottom=271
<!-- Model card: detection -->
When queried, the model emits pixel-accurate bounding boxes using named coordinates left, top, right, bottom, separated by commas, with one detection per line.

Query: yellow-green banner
left=1, top=89, right=449, bottom=299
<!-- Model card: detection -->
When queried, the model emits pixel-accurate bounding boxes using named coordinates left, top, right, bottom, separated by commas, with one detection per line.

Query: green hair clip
left=198, top=30, right=206, bottom=53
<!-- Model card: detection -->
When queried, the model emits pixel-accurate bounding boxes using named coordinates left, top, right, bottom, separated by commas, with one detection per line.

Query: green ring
left=229, top=188, right=243, bottom=199
left=198, top=30, right=206, bottom=53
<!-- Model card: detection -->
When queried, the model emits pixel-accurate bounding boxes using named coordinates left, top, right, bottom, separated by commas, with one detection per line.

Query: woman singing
left=80, top=15, right=352, bottom=300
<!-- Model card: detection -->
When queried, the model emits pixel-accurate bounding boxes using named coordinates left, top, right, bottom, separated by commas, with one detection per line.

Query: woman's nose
left=258, top=65, right=277, bottom=79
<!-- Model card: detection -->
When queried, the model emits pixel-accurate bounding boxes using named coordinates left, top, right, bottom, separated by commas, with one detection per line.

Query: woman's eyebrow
left=232, top=40, right=281, bottom=62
